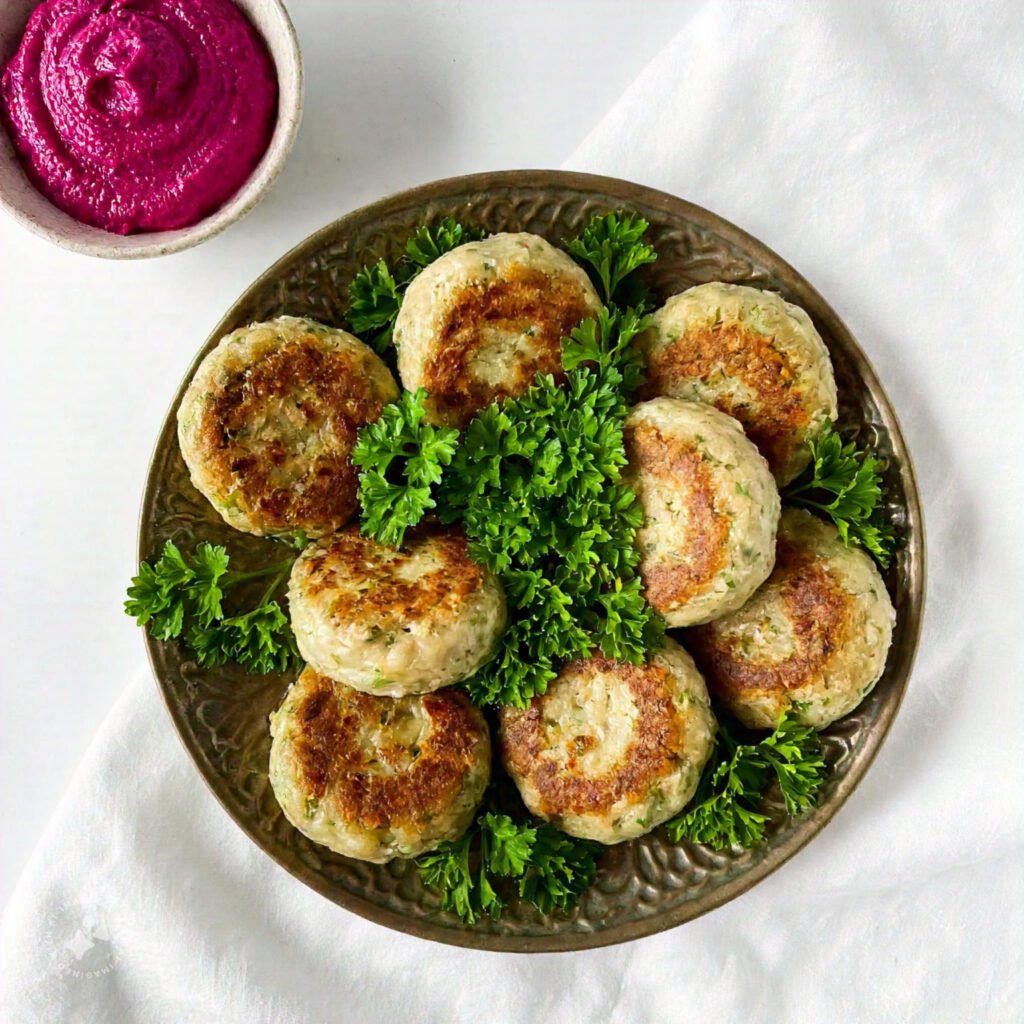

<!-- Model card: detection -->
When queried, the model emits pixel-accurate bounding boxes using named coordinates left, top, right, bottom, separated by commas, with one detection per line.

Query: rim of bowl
left=0, top=0, right=304, bottom=260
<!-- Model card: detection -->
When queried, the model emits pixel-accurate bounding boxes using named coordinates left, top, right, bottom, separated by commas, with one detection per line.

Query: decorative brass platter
left=140, top=171, right=925, bottom=952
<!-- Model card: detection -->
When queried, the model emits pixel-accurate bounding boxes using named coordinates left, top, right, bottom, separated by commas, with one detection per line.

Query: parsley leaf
left=345, top=259, right=403, bottom=352
left=345, top=218, right=485, bottom=352
left=561, top=305, right=651, bottom=399
left=588, top=576, right=666, bottom=664
left=517, top=825, right=600, bottom=915
left=188, top=601, right=299, bottom=675
left=565, top=211, right=657, bottom=307
left=417, top=813, right=599, bottom=924
left=665, top=709, right=827, bottom=850
left=188, top=542, right=230, bottom=625
left=417, top=830, right=483, bottom=923
left=784, top=423, right=896, bottom=567
left=759, top=713, right=829, bottom=816
left=126, top=541, right=299, bottom=674
left=484, top=812, right=536, bottom=877
left=352, top=389, right=459, bottom=548
left=405, top=216, right=486, bottom=269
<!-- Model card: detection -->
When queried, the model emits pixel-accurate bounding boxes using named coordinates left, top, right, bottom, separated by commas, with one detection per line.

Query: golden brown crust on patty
left=640, top=322, right=809, bottom=476
left=193, top=328, right=394, bottom=535
left=296, top=523, right=486, bottom=630
left=624, top=421, right=729, bottom=612
left=500, top=657, right=683, bottom=818
left=687, top=538, right=854, bottom=703
left=289, top=669, right=484, bottom=830
left=423, top=264, right=594, bottom=426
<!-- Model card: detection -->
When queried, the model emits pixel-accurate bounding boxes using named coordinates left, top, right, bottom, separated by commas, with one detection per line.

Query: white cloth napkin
left=3, top=1, right=1022, bottom=1021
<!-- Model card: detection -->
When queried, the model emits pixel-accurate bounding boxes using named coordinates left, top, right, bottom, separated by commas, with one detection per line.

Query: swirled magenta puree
left=1, top=0, right=277, bottom=234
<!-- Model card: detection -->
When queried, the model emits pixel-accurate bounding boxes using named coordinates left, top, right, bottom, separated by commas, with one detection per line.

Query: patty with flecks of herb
left=624, top=396, right=780, bottom=627
left=687, top=508, right=895, bottom=730
left=269, top=666, right=491, bottom=863
left=178, top=315, right=398, bottom=538
left=500, top=638, right=715, bottom=844
left=288, top=523, right=507, bottom=697
left=394, top=232, right=602, bottom=427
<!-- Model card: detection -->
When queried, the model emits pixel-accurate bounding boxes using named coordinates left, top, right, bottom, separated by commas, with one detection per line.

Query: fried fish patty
left=637, top=283, right=838, bottom=484
left=288, top=524, right=507, bottom=696
left=687, top=509, right=895, bottom=730
left=269, top=667, right=491, bottom=862
left=394, top=232, right=601, bottom=426
left=177, top=316, right=398, bottom=537
left=624, top=397, right=780, bottom=627
left=499, top=639, right=715, bottom=844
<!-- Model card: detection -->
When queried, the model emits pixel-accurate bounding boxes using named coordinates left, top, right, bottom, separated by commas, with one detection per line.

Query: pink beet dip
left=1, top=0, right=278, bottom=235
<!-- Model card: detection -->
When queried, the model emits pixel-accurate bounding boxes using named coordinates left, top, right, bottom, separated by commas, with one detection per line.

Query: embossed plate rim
left=139, top=170, right=926, bottom=952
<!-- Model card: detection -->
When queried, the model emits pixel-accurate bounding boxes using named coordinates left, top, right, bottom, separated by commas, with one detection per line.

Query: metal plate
left=139, top=170, right=925, bottom=952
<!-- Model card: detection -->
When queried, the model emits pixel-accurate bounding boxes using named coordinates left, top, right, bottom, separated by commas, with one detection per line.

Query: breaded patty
left=269, top=667, right=490, bottom=862
left=687, top=509, right=895, bottom=730
left=499, top=639, right=715, bottom=844
left=288, top=524, right=507, bottom=696
left=394, top=232, right=602, bottom=426
left=624, top=398, right=780, bottom=627
left=637, top=283, right=838, bottom=483
left=177, top=316, right=398, bottom=537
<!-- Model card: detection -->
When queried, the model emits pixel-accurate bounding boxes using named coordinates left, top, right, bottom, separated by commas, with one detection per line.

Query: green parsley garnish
left=440, top=309, right=663, bottom=707
left=665, top=709, right=827, bottom=850
left=417, top=812, right=599, bottom=924
left=784, top=423, right=896, bottom=567
left=348, top=216, right=664, bottom=709
left=345, top=259, right=403, bottom=353
left=561, top=304, right=651, bottom=397
left=351, top=389, right=459, bottom=548
left=565, top=210, right=657, bottom=307
left=404, top=217, right=486, bottom=270
left=125, top=541, right=299, bottom=674
left=345, top=217, right=485, bottom=352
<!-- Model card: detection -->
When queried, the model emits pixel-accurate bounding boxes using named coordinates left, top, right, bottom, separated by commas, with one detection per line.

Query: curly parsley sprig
left=665, top=709, right=827, bottom=850
left=417, top=813, right=600, bottom=924
left=345, top=217, right=485, bottom=352
left=351, top=389, right=459, bottom=548
left=784, top=423, right=896, bottom=567
left=565, top=210, right=658, bottom=308
left=441, top=312, right=663, bottom=706
left=350, top=217, right=664, bottom=707
left=561, top=304, right=651, bottom=398
left=404, top=217, right=485, bottom=270
left=345, top=260, right=403, bottom=352
left=125, top=541, right=299, bottom=674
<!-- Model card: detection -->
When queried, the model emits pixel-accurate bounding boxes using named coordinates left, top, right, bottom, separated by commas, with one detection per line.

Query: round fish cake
left=687, top=508, right=895, bottom=730
left=177, top=316, right=398, bottom=537
left=394, top=232, right=602, bottom=426
left=624, top=397, right=780, bottom=627
left=637, top=283, right=838, bottom=484
left=500, top=639, right=715, bottom=844
left=269, top=666, right=491, bottom=862
left=288, top=524, right=507, bottom=696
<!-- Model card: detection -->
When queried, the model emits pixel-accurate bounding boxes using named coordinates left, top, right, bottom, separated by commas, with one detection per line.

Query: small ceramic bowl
left=0, top=0, right=303, bottom=259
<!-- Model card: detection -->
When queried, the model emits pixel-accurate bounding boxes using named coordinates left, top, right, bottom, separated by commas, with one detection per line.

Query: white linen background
left=2, top=1, right=1022, bottom=1021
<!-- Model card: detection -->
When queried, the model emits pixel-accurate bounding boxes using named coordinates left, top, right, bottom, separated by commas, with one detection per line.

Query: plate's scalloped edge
left=138, top=170, right=926, bottom=953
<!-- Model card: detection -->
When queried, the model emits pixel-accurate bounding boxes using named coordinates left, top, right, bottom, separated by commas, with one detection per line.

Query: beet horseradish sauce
left=0, top=0, right=278, bottom=234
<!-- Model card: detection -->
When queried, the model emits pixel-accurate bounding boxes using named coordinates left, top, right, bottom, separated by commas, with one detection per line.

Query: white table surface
left=0, top=0, right=690, bottom=915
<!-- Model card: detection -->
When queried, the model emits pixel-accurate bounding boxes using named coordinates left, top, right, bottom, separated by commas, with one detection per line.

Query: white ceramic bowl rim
left=0, top=0, right=303, bottom=260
